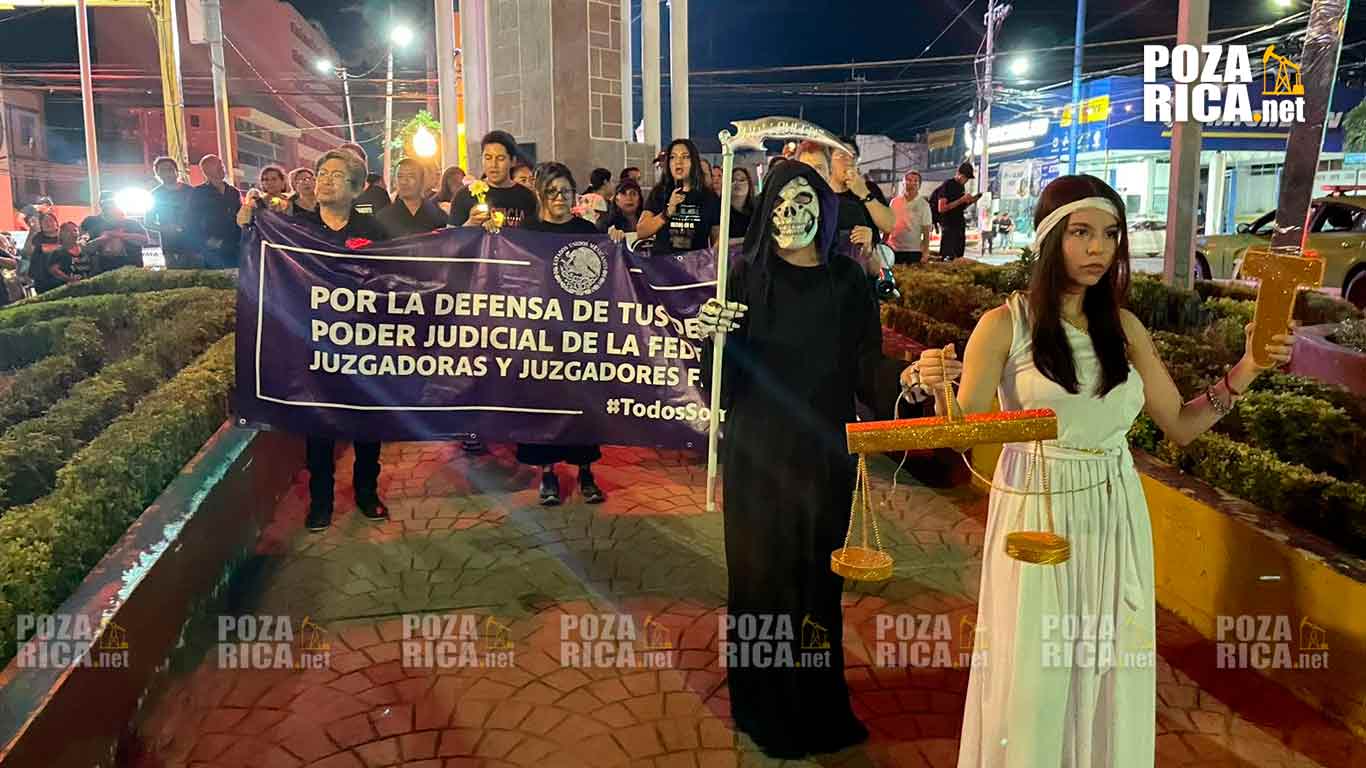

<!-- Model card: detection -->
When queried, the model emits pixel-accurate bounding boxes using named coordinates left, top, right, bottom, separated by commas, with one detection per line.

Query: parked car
left=1127, top=216, right=1167, bottom=258
left=1196, top=192, right=1366, bottom=308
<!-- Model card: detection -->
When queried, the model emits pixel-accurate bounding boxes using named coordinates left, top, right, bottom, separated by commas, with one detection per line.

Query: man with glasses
left=377, top=159, right=446, bottom=239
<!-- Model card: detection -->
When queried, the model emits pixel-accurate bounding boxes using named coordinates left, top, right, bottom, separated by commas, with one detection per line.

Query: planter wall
left=1288, top=324, right=1366, bottom=397
left=0, top=425, right=302, bottom=767
left=970, top=442, right=1366, bottom=740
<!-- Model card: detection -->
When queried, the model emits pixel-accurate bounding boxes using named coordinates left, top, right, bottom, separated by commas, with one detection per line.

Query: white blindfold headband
left=1031, top=197, right=1123, bottom=252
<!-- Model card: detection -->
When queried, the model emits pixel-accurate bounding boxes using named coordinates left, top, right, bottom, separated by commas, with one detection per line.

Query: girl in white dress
left=913, top=175, right=1295, bottom=768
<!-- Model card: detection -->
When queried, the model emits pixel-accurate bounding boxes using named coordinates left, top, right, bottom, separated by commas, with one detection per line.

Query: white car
left=1126, top=216, right=1167, bottom=258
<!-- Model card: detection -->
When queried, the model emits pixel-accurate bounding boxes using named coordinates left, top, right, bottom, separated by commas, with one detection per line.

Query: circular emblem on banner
left=552, top=241, right=609, bottom=296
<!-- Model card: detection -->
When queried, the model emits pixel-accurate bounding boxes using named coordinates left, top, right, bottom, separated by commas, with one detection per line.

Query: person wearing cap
left=935, top=161, right=982, bottom=261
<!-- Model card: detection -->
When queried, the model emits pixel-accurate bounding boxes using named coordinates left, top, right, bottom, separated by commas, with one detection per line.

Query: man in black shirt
left=300, top=148, right=389, bottom=532
left=147, top=156, right=195, bottom=268
left=447, top=130, right=539, bottom=230
left=190, top=154, right=243, bottom=268
left=377, top=159, right=446, bottom=238
left=80, top=191, right=149, bottom=272
left=936, top=162, right=981, bottom=261
left=828, top=138, right=894, bottom=269
left=353, top=173, right=391, bottom=216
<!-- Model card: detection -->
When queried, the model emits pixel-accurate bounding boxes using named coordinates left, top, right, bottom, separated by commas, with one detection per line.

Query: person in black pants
left=517, top=164, right=607, bottom=506
left=935, top=162, right=981, bottom=262
left=243, top=147, right=390, bottom=531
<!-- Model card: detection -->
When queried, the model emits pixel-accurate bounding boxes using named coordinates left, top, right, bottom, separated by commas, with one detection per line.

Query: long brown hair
left=1028, top=174, right=1132, bottom=397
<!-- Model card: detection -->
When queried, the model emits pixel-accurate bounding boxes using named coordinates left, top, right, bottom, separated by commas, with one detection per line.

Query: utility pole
left=979, top=1, right=1009, bottom=255
left=152, top=0, right=188, bottom=173
left=1161, top=0, right=1209, bottom=289
left=196, top=0, right=235, bottom=182
left=854, top=73, right=866, bottom=135
left=340, top=68, right=357, bottom=144
left=1067, top=0, right=1088, bottom=173
left=75, top=0, right=100, bottom=206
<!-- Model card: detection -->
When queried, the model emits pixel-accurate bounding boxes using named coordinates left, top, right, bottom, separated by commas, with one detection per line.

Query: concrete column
left=460, top=0, right=491, bottom=173
left=641, top=0, right=661, bottom=150
left=621, top=0, right=634, bottom=142
left=668, top=0, right=688, bottom=140
left=1162, top=0, right=1208, bottom=289
left=75, top=0, right=100, bottom=205
left=1205, top=150, right=1227, bottom=236
left=435, top=0, right=460, bottom=170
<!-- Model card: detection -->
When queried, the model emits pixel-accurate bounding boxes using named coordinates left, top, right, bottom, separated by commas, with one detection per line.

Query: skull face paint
left=771, top=177, right=819, bottom=250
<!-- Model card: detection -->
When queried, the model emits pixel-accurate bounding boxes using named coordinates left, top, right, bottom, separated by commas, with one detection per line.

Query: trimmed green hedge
left=0, top=293, right=236, bottom=510
left=0, top=320, right=104, bottom=432
left=0, top=334, right=236, bottom=667
left=0, top=317, right=79, bottom=371
left=0, top=286, right=228, bottom=333
left=882, top=304, right=971, bottom=352
left=17, top=266, right=235, bottom=304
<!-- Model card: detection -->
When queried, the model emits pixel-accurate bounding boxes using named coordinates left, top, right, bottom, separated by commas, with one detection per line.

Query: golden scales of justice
left=832, top=371, right=1063, bottom=582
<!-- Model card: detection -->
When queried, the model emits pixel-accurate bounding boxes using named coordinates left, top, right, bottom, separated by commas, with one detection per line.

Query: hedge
left=17, top=266, right=236, bottom=304
left=882, top=304, right=971, bottom=352
left=0, top=317, right=80, bottom=371
left=0, top=334, right=236, bottom=667
left=0, top=285, right=228, bottom=333
left=1198, top=279, right=1363, bottom=326
left=0, top=293, right=236, bottom=510
left=0, top=320, right=104, bottom=432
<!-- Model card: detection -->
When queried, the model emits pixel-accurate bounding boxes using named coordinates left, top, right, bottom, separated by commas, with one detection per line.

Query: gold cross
left=1240, top=247, right=1324, bottom=368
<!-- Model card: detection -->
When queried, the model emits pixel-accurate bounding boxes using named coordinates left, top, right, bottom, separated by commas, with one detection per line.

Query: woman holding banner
left=517, top=163, right=607, bottom=506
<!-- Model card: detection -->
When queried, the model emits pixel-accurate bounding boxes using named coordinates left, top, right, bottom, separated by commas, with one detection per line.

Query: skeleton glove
left=696, top=298, right=748, bottom=336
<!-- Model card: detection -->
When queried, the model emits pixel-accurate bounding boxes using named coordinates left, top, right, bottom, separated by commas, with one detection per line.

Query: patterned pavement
left=129, top=441, right=1366, bottom=768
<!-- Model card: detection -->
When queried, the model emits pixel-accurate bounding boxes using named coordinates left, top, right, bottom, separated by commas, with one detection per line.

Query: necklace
left=1062, top=314, right=1088, bottom=333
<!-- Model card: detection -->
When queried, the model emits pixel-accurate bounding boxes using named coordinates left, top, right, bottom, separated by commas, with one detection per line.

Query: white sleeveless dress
left=957, top=293, right=1155, bottom=768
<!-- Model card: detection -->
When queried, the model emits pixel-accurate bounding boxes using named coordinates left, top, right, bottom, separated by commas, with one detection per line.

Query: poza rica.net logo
left=1143, top=44, right=1305, bottom=126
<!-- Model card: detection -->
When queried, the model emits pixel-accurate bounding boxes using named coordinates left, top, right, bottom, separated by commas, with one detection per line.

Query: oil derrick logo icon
left=1263, top=45, right=1304, bottom=96
left=801, top=615, right=830, bottom=650
left=1299, top=617, right=1329, bottom=652
left=960, top=616, right=987, bottom=652
left=483, top=616, right=513, bottom=653
left=641, top=615, right=673, bottom=651
left=98, top=621, right=128, bottom=651
left=299, top=617, right=330, bottom=653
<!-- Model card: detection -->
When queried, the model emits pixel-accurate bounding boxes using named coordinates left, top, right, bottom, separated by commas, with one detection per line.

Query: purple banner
left=234, top=213, right=727, bottom=447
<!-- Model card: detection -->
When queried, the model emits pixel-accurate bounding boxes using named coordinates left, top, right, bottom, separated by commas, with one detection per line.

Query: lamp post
left=316, top=59, right=357, bottom=144
left=385, top=22, right=416, bottom=190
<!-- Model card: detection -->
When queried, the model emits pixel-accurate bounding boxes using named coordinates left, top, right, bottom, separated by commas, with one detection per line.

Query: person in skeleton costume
left=699, top=159, right=916, bottom=758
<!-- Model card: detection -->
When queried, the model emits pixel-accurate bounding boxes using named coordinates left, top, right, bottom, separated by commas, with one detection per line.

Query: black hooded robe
left=708, top=161, right=906, bottom=757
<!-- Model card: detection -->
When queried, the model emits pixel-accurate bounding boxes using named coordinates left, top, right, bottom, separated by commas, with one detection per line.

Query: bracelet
left=1223, top=371, right=1245, bottom=398
left=1205, top=383, right=1231, bottom=417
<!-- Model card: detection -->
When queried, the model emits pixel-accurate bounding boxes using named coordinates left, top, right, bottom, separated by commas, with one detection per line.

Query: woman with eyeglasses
left=516, top=163, right=606, bottom=505
left=287, top=167, right=318, bottom=215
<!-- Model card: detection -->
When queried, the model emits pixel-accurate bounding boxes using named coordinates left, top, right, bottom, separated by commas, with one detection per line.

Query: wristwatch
left=861, top=191, right=877, bottom=203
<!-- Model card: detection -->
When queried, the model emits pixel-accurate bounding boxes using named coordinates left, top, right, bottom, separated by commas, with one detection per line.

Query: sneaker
left=579, top=469, right=606, bottom=504
left=539, top=472, right=561, bottom=506
left=356, top=495, right=389, bottom=522
left=462, top=439, right=487, bottom=455
left=306, top=505, right=332, bottom=532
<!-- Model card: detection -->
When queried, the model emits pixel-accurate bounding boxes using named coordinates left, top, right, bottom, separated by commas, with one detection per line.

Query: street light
left=1010, top=56, right=1030, bottom=78
left=315, top=58, right=356, bottom=143
left=384, top=22, right=417, bottom=189
left=412, top=125, right=438, bottom=158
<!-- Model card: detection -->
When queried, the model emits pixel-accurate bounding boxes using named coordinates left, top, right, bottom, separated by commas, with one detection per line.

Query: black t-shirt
left=79, top=215, right=147, bottom=268
left=353, top=185, right=392, bottom=217
left=149, top=183, right=193, bottom=252
left=836, top=187, right=887, bottom=233
left=644, top=185, right=721, bottom=253
left=523, top=217, right=600, bottom=235
left=447, top=184, right=539, bottom=230
left=938, top=178, right=967, bottom=228
left=727, top=207, right=752, bottom=239
left=190, top=182, right=243, bottom=256
left=299, top=207, right=387, bottom=244
left=376, top=198, right=448, bottom=239
left=33, top=246, right=77, bottom=294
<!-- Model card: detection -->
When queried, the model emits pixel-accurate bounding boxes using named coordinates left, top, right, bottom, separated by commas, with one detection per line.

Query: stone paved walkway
left=130, top=442, right=1366, bottom=768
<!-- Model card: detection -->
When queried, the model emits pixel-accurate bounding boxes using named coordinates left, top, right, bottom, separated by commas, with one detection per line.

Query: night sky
left=2, top=0, right=1365, bottom=150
